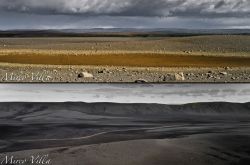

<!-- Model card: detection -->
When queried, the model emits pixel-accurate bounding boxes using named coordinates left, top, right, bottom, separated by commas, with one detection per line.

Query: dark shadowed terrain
left=0, top=102, right=250, bottom=165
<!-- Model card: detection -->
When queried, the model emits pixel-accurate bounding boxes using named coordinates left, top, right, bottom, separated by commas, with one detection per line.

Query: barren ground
left=1, top=102, right=250, bottom=165
left=0, top=35, right=250, bottom=82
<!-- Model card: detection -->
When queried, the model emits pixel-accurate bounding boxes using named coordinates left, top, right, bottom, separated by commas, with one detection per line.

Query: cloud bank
left=0, top=0, right=250, bottom=17
left=0, top=0, right=250, bottom=29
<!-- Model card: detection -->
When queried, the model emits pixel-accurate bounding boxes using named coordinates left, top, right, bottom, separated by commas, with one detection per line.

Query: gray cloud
left=1, top=11, right=250, bottom=30
left=0, top=0, right=250, bottom=17
left=1, top=0, right=250, bottom=29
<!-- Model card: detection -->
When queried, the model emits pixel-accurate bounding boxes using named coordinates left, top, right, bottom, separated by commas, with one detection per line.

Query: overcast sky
left=0, top=0, right=250, bottom=29
left=1, top=84, right=250, bottom=104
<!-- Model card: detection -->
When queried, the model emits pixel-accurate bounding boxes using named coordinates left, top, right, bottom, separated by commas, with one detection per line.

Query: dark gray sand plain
left=0, top=102, right=250, bottom=165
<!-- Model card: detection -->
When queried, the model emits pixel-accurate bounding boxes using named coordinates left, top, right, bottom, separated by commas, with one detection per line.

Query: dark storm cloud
left=0, top=0, right=250, bottom=17
left=0, top=0, right=250, bottom=29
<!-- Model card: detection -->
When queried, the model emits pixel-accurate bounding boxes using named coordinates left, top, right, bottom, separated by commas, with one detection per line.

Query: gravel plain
left=0, top=35, right=250, bottom=82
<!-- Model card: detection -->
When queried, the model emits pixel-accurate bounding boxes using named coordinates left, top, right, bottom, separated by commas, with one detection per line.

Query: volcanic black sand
left=0, top=102, right=250, bottom=165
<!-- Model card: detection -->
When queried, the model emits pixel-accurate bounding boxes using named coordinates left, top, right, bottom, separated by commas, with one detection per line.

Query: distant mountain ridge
left=0, top=102, right=250, bottom=116
left=1, top=28, right=250, bottom=37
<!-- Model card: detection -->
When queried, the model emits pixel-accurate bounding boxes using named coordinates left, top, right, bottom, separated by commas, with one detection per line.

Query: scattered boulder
left=163, top=76, right=170, bottom=81
left=187, top=73, right=194, bottom=76
left=78, top=72, right=93, bottom=78
left=122, top=67, right=127, bottom=72
left=220, top=72, right=228, bottom=76
left=135, top=79, right=148, bottom=83
left=174, top=72, right=185, bottom=81
left=184, top=51, right=191, bottom=54
left=207, top=71, right=213, bottom=74
left=98, top=69, right=106, bottom=74
left=207, top=74, right=214, bottom=78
